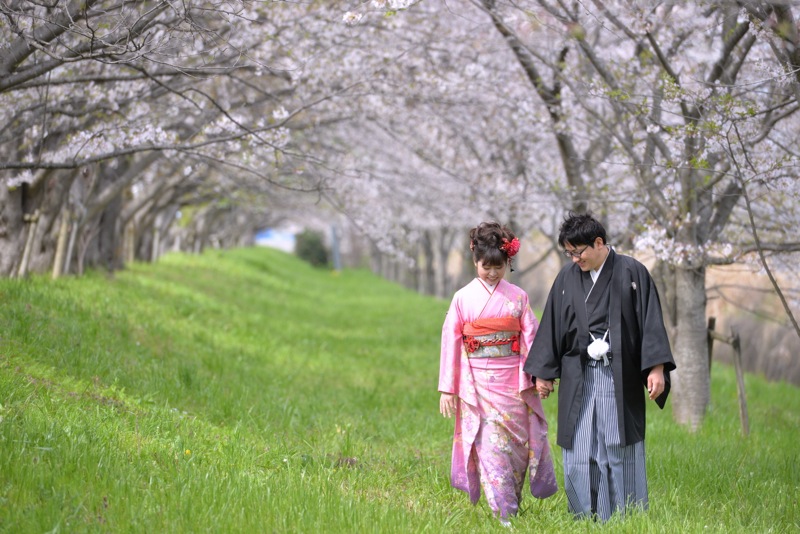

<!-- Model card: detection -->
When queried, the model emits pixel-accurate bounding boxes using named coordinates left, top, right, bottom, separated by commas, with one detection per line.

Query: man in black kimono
left=524, top=212, right=676, bottom=521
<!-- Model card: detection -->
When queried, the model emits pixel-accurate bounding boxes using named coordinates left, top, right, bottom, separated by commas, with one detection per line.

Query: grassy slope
left=0, top=247, right=797, bottom=533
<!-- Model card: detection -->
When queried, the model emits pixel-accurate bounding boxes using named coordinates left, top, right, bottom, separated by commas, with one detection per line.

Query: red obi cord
left=463, top=335, right=520, bottom=354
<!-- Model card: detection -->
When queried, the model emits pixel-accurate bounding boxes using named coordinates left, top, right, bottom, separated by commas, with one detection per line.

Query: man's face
left=564, top=237, right=607, bottom=272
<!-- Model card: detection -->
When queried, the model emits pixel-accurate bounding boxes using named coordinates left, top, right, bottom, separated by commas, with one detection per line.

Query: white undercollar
left=590, top=250, right=610, bottom=282
left=478, top=278, right=498, bottom=291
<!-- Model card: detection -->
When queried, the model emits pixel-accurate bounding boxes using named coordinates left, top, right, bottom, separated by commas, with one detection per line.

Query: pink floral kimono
left=439, top=278, right=557, bottom=518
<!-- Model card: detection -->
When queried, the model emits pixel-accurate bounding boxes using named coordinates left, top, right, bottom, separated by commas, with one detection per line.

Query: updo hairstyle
left=469, top=221, right=517, bottom=266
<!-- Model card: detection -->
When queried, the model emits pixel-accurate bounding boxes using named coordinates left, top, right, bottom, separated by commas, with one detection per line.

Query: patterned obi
left=463, top=331, right=520, bottom=358
left=463, top=317, right=521, bottom=359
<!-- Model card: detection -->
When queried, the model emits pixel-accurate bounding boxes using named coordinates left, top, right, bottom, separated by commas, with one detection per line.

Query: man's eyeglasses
left=563, top=244, right=590, bottom=259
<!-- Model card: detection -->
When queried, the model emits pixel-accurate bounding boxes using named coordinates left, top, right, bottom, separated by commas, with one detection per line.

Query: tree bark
left=420, top=230, right=435, bottom=296
left=52, top=211, right=70, bottom=279
left=670, top=265, right=710, bottom=430
left=434, top=228, right=453, bottom=299
left=0, top=185, right=25, bottom=276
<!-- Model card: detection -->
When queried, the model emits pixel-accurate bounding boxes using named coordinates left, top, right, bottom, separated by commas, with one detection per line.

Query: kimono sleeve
left=523, top=276, right=563, bottom=381
left=635, top=263, right=677, bottom=407
left=438, top=293, right=464, bottom=395
left=518, top=291, right=539, bottom=356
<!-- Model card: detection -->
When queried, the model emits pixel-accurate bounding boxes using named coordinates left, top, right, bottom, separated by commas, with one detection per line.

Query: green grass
left=0, top=247, right=797, bottom=533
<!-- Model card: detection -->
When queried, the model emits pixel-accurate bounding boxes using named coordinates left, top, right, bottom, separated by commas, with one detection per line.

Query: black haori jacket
left=524, top=248, right=677, bottom=448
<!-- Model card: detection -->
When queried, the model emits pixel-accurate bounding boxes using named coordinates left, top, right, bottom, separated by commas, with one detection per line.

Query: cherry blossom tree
left=469, top=0, right=800, bottom=428
left=318, top=1, right=569, bottom=296
left=0, top=1, right=369, bottom=275
left=343, top=0, right=800, bottom=428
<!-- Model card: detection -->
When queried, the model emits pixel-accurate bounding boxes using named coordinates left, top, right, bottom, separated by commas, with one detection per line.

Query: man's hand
left=647, top=364, right=665, bottom=400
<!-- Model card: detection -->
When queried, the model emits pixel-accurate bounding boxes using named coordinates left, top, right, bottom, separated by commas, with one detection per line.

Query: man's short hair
left=558, top=211, right=607, bottom=248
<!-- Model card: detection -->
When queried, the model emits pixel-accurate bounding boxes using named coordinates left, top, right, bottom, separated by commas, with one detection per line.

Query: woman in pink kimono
left=439, top=222, right=557, bottom=525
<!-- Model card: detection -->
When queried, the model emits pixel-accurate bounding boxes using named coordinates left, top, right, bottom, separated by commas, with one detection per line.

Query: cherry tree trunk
left=418, top=230, right=435, bottom=296
left=96, top=195, right=124, bottom=271
left=433, top=228, right=452, bottom=300
left=670, top=265, right=710, bottom=430
left=0, top=186, right=25, bottom=276
left=0, top=174, right=75, bottom=277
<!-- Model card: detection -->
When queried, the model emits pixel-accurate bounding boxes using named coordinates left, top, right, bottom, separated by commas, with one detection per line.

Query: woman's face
left=475, top=260, right=507, bottom=286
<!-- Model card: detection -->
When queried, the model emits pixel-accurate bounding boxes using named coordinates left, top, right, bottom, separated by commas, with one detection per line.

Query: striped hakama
left=563, top=361, right=648, bottom=521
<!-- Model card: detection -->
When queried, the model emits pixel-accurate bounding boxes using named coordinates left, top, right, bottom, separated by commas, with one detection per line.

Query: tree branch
left=729, top=122, right=800, bottom=340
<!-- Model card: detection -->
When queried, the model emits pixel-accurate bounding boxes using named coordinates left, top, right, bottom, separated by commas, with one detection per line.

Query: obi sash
left=462, top=317, right=521, bottom=358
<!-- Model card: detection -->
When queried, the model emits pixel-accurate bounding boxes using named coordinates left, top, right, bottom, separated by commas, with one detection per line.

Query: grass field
left=0, top=247, right=797, bottom=533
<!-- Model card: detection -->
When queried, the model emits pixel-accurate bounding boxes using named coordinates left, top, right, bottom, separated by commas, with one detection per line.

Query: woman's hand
left=536, top=378, right=556, bottom=400
left=440, top=393, right=458, bottom=418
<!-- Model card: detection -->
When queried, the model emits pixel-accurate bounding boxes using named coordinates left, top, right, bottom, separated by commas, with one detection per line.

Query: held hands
left=440, top=393, right=458, bottom=418
left=536, top=378, right=556, bottom=400
left=647, top=364, right=665, bottom=401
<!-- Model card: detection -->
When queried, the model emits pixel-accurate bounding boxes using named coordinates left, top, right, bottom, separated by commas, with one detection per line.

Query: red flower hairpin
left=499, top=237, right=520, bottom=258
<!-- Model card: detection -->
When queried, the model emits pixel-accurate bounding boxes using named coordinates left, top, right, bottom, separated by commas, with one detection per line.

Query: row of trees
left=1, top=1, right=348, bottom=275
left=340, top=0, right=800, bottom=428
left=2, top=0, right=798, bottom=429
